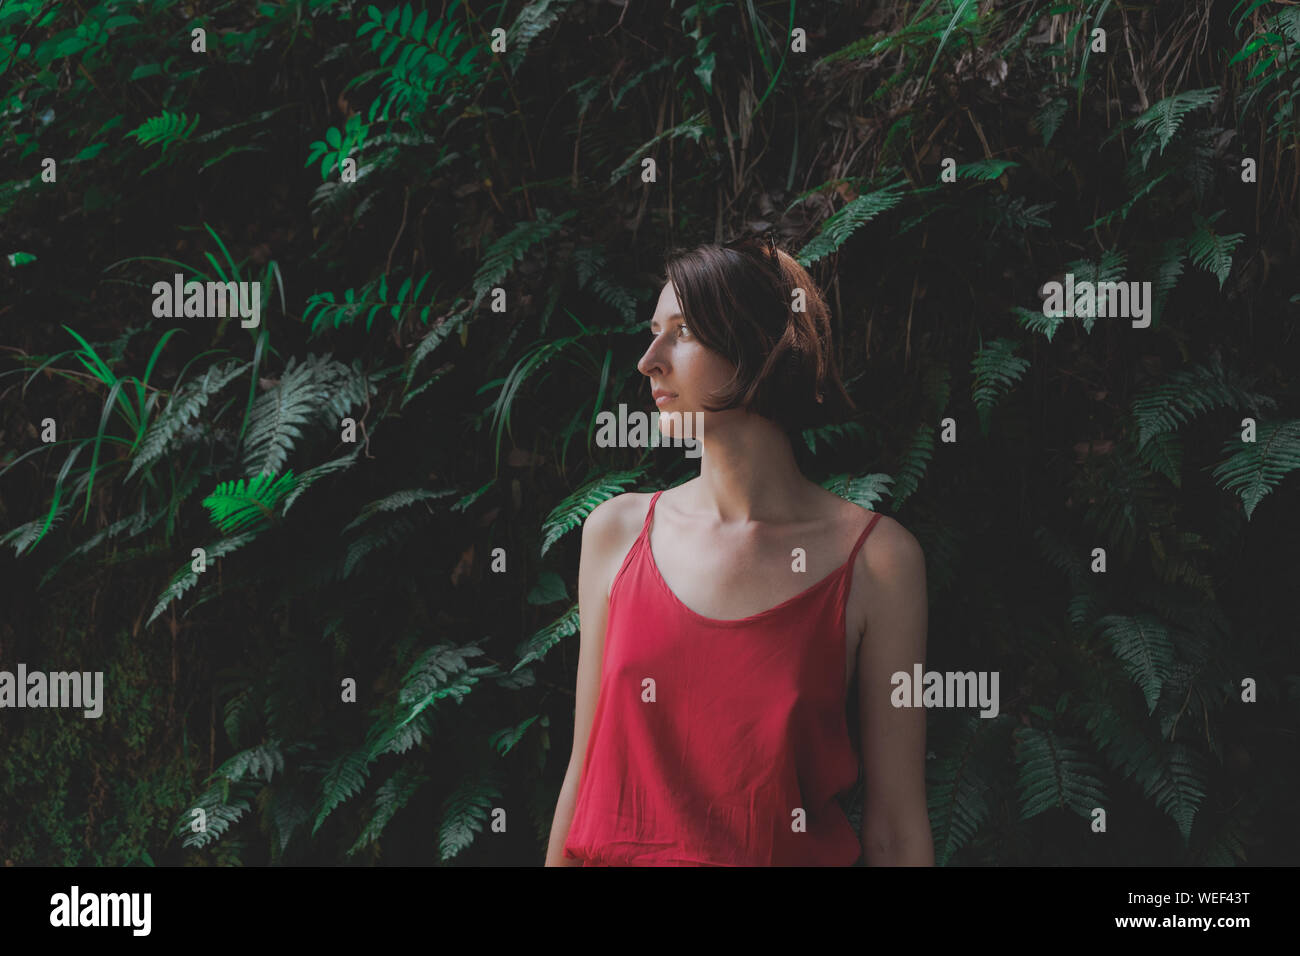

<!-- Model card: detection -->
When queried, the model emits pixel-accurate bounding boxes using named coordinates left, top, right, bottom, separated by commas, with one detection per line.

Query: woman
left=544, top=236, right=933, bottom=866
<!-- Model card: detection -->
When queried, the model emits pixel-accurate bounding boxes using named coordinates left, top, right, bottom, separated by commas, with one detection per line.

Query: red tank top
left=562, top=489, right=883, bottom=866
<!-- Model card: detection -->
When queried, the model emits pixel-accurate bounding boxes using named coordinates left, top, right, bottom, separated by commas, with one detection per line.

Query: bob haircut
left=662, top=234, right=856, bottom=440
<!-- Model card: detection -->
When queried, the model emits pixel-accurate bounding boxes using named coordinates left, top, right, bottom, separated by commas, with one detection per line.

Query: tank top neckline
left=638, top=488, right=882, bottom=628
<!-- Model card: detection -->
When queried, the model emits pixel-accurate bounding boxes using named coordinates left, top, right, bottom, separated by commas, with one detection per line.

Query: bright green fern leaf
left=127, top=110, right=200, bottom=152
left=202, top=471, right=297, bottom=534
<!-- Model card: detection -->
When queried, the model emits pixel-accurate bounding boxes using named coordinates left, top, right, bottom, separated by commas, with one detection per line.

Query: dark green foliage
left=1, top=0, right=1297, bottom=869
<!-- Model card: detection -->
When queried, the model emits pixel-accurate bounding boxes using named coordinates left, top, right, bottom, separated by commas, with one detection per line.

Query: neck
left=688, top=413, right=808, bottom=523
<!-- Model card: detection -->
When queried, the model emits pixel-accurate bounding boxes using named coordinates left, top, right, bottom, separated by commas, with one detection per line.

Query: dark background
left=1, top=0, right=1297, bottom=865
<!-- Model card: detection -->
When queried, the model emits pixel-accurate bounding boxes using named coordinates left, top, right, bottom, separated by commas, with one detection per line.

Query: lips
left=652, top=390, right=677, bottom=405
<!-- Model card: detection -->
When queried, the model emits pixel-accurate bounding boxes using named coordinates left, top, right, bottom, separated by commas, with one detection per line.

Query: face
left=637, top=281, right=738, bottom=439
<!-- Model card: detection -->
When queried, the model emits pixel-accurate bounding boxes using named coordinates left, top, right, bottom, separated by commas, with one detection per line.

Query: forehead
left=651, top=281, right=681, bottom=322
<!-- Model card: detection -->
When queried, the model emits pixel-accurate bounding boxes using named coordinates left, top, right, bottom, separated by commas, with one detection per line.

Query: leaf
left=971, top=338, right=1031, bottom=434
left=129, top=360, right=249, bottom=480
left=1186, top=212, right=1245, bottom=290
left=1096, top=614, right=1176, bottom=713
left=795, top=179, right=907, bottom=265
left=438, top=775, right=504, bottom=861
left=348, top=765, right=430, bottom=855
left=312, top=749, right=373, bottom=835
left=1013, top=726, right=1108, bottom=819
left=539, top=469, right=643, bottom=557
left=202, top=471, right=298, bottom=534
left=1211, top=418, right=1300, bottom=519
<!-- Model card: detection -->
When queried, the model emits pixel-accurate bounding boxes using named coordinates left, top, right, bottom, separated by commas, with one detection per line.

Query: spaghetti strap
left=845, top=511, right=883, bottom=571
left=640, top=489, right=665, bottom=536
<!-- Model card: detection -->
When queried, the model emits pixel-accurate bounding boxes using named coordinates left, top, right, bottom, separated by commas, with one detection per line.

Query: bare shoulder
left=858, top=511, right=925, bottom=573
left=849, top=510, right=927, bottom=642
left=582, top=491, right=652, bottom=543
left=852, top=512, right=925, bottom=587
left=582, top=492, right=657, bottom=599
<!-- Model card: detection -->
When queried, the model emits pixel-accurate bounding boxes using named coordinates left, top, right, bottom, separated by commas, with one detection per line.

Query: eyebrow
left=649, top=312, right=683, bottom=329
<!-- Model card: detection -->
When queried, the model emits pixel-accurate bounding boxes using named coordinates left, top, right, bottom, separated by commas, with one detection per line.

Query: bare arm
left=543, top=496, right=625, bottom=866
left=856, top=518, right=934, bottom=866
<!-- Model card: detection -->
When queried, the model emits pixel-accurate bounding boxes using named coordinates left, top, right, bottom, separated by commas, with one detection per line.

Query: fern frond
left=1131, top=352, right=1278, bottom=448
left=267, top=781, right=311, bottom=858
left=1186, top=211, right=1245, bottom=290
left=222, top=685, right=254, bottom=747
left=343, top=511, right=423, bottom=578
left=216, top=739, right=285, bottom=783
left=312, top=748, right=373, bottom=835
left=1096, top=613, right=1176, bottom=713
left=607, top=110, right=708, bottom=183
left=177, top=780, right=257, bottom=849
left=539, top=469, right=643, bottom=557
left=890, top=423, right=935, bottom=507
left=397, top=643, right=493, bottom=728
left=927, top=715, right=999, bottom=865
left=796, top=179, right=907, bottom=265
left=1210, top=418, right=1300, bottom=519
left=243, top=353, right=373, bottom=477
left=438, top=774, right=504, bottom=861
left=489, top=714, right=541, bottom=756
left=281, top=447, right=362, bottom=514
left=1033, top=96, right=1069, bottom=146
left=821, top=472, right=893, bottom=509
left=129, top=359, right=249, bottom=479
left=127, top=110, right=200, bottom=152
left=955, top=158, right=1017, bottom=180
left=1148, top=237, right=1187, bottom=324
left=402, top=306, right=468, bottom=398
left=348, top=765, right=430, bottom=855
left=147, top=531, right=258, bottom=625
left=513, top=602, right=579, bottom=670
left=971, top=337, right=1030, bottom=434
left=504, top=0, right=568, bottom=73
left=801, top=420, right=866, bottom=455
left=921, top=363, right=951, bottom=415
left=1013, top=726, right=1108, bottom=819
left=1149, top=529, right=1215, bottom=598
left=1137, top=431, right=1184, bottom=487
left=364, top=705, right=433, bottom=759
left=1012, top=305, right=1064, bottom=342
left=1131, top=87, right=1219, bottom=162
left=471, top=208, right=576, bottom=311
left=342, top=487, right=456, bottom=533
left=1081, top=692, right=1208, bottom=843
left=37, top=500, right=154, bottom=588
left=1192, top=795, right=1257, bottom=865
left=202, top=471, right=297, bottom=535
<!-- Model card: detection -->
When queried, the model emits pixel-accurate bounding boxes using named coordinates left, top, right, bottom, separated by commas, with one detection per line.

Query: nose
left=637, top=338, right=665, bottom=379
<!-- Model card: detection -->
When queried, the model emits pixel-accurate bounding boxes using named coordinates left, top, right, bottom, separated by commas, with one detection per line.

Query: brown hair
left=662, top=234, right=856, bottom=440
